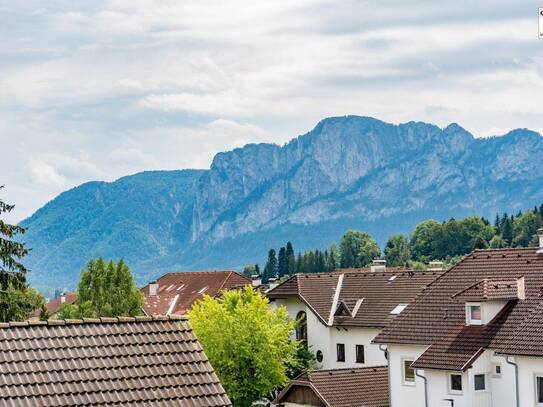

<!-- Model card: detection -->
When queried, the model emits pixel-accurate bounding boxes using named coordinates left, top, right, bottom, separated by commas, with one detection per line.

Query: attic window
left=390, top=304, right=408, bottom=315
left=466, top=303, right=482, bottom=325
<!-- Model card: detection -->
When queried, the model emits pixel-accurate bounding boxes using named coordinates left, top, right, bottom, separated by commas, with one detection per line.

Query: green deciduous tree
left=340, top=230, right=381, bottom=268
left=56, top=258, right=143, bottom=318
left=0, top=187, right=45, bottom=322
left=384, top=234, right=411, bottom=266
left=189, top=286, right=299, bottom=407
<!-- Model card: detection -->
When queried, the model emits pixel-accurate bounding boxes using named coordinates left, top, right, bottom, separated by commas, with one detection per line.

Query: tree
left=277, top=247, right=288, bottom=278
left=262, top=249, right=278, bottom=283
left=0, top=187, right=45, bottom=322
left=339, top=230, right=380, bottom=268
left=189, top=286, right=299, bottom=407
left=384, top=234, right=411, bottom=266
left=409, top=220, right=443, bottom=261
left=286, top=241, right=296, bottom=276
left=56, top=258, right=143, bottom=318
left=242, top=264, right=259, bottom=278
left=489, top=235, right=506, bottom=249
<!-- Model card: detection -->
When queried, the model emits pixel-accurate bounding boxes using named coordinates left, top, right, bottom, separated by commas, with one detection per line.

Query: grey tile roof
left=0, top=316, right=231, bottom=406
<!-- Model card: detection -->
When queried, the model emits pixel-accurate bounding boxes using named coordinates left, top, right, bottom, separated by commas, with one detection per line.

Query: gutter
left=379, top=345, right=391, bottom=405
left=500, top=355, right=519, bottom=407
left=415, top=369, right=428, bottom=407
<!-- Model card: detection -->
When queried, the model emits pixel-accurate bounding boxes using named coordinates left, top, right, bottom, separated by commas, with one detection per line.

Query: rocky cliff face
left=21, top=116, right=543, bottom=289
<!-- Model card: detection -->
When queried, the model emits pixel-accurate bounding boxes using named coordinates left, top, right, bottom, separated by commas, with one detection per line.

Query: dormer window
left=466, top=303, right=482, bottom=325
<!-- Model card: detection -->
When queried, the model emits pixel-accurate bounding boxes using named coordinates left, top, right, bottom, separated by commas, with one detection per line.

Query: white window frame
left=448, top=372, right=463, bottom=395
left=466, top=302, right=483, bottom=325
left=535, top=374, right=543, bottom=405
left=401, top=358, right=416, bottom=386
left=473, top=373, right=487, bottom=392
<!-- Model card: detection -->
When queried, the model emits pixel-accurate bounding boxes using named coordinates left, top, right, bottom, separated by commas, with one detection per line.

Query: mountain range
left=21, top=116, right=543, bottom=289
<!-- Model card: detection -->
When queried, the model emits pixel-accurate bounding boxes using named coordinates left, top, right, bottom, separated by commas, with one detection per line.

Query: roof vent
left=370, top=259, right=386, bottom=273
left=428, top=260, right=444, bottom=272
left=537, top=228, right=543, bottom=254
left=149, top=281, right=159, bottom=296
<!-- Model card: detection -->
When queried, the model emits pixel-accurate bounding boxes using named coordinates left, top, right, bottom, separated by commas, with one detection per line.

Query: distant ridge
left=21, top=116, right=543, bottom=289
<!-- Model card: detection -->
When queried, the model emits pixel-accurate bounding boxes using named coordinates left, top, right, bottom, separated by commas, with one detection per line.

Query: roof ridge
left=307, top=365, right=388, bottom=373
left=1, top=315, right=187, bottom=329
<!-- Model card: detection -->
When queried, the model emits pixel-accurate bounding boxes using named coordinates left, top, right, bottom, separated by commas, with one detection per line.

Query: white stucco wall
left=273, top=297, right=387, bottom=369
left=388, top=344, right=427, bottom=407
left=515, top=355, right=543, bottom=407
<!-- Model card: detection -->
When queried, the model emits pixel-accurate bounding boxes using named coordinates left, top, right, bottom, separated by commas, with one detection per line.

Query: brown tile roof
left=142, top=271, right=250, bottom=316
left=0, top=316, right=231, bottom=406
left=274, top=366, right=389, bottom=407
left=45, top=292, right=78, bottom=315
left=451, top=278, right=522, bottom=301
left=267, top=270, right=441, bottom=328
left=374, top=247, right=543, bottom=370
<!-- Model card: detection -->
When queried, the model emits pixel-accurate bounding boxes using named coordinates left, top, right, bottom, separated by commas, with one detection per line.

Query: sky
left=1, top=0, right=542, bottom=222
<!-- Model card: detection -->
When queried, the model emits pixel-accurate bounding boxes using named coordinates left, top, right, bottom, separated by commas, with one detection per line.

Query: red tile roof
left=45, top=292, right=77, bottom=315
left=0, top=316, right=231, bottom=406
left=451, top=278, right=522, bottom=301
left=374, top=247, right=543, bottom=370
left=142, top=271, right=250, bottom=316
left=267, top=270, right=441, bottom=328
left=274, top=366, right=389, bottom=407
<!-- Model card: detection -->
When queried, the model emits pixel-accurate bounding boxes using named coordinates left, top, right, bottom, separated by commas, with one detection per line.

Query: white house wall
left=273, top=298, right=387, bottom=369
left=388, top=344, right=427, bottom=407
left=515, top=355, right=543, bottom=407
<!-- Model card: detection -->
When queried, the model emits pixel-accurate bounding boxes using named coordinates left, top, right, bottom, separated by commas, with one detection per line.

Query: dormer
left=452, top=277, right=525, bottom=326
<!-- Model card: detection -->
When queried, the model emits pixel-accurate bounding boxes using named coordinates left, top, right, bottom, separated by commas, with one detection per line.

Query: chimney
left=428, top=260, right=444, bottom=272
left=251, top=274, right=262, bottom=287
left=537, top=228, right=543, bottom=254
left=517, top=277, right=526, bottom=301
left=149, top=280, right=159, bottom=296
left=60, top=293, right=66, bottom=304
left=268, top=278, right=279, bottom=290
left=370, top=259, right=386, bottom=273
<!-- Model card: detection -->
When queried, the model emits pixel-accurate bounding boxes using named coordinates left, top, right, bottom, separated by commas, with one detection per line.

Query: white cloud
left=0, top=0, right=542, bottom=221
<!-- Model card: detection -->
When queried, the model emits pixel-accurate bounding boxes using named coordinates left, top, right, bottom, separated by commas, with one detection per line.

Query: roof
left=451, top=278, right=522, bottom=301
left=45, top=292, right=77, bottom=315
left=267, top=270, right=441, bottom=328
left=374, top=247, right=543, bottom=370
left=142, top=271, right=250, bottom=316
left=274, top=366, right=389, bottom=407
left=0, top=316, right=231, bottom=406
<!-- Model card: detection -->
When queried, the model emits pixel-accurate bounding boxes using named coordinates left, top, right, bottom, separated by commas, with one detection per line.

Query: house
left=274, top=366, right=389, bottom=407
left=0, top=315, right=231, bottom=406
left=44, top=291, right=77, bottom=315
left=141, top=271, right=251, bottom=316
left=373, top=229, right=543, bottom=407
left=267, top=266, right=442, bottom=370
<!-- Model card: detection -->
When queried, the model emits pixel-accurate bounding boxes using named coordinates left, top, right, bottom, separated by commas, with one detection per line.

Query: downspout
left=415, top=369, right=428, bottom=407
left=504, top=355, right=519, bottom=407
left=379, top=345, right=391, bottom=405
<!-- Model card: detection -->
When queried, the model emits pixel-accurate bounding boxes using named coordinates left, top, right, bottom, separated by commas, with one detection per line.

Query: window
left=336, top=343, right=345, bottom=362
left=316, top=350, right=323, bottom=363
left=402, top=360, right=415, bottom=385
left=536, top=376, right=543, bottom=404
left=390, top=304, right=408, bottom=315
left=295, top=311, right=307, bottom=343
left=466, top=303, right=482, bottom=325
left=356, top=345, right=365, bottom=364
left=474, top=374, right=486, bottom=391
left=449, top=373, right=463, bottom=394
left=493, top=363, right=502, bottom=378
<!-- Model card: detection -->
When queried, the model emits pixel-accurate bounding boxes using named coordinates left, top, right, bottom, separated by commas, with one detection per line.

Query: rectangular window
left=493, top=363, right=502, bottom=378
left=537, top=376, right=543, bottom=403
left=474, top=374, right=486, bottom=391
left=403, top=360, right=415, bottom=384
left=356, top=345, right=365, bottom=364
left=467, top=303, right=482, bottom=325
left=449, top=373, right=463, bottom=394
left=336, top=343, right=345, bottom=362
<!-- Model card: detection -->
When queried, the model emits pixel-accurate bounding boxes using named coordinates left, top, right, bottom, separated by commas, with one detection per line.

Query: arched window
left=295, top=311, right=307, bottom=343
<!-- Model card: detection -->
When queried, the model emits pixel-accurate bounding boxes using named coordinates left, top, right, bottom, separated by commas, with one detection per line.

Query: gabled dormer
left=452, top=277, right=525, bottom=325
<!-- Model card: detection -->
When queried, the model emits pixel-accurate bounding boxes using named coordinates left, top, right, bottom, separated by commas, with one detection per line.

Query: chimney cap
left=538, top=228, right=543, bottom=235
left=372, top=259, right=386, bottom=264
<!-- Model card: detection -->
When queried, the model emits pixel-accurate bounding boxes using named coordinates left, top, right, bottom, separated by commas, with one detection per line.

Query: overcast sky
left=1, top=0, right=542, bottom=222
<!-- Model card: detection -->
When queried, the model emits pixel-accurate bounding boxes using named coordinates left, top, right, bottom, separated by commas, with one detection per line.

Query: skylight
left=390, top=304, right=408, bottom=315
left=388, top=275, right=397, bottom=282
left=198, top=286, right=208, bottom=294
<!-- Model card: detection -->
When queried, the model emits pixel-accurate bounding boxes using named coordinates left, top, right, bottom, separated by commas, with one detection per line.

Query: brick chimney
left=149, top=280, right=159, bottom=296
left=538, top=228, right=543, bottom=254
